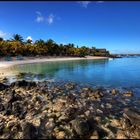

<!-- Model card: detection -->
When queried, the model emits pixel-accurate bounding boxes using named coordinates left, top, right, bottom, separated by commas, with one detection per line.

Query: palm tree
left=35, top=39, right=45, bottom=47
left=12, top=34, right=23, bottom=43
left=46, top=39, right=54, bottom=46
left=34, top=39, right=47, bottom=55
left=46, top=39, right=55, bottom=55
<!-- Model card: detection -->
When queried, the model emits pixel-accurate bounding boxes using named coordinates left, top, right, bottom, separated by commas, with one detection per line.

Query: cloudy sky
left=0, top=1, right=140, bottom=54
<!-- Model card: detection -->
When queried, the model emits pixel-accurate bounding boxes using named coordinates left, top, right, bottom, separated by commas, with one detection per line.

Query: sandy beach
left=0, top=56, right=109, bottom=69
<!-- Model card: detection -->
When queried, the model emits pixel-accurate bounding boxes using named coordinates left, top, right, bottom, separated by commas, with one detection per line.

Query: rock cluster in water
left=0, top=80, right=140, bottom=139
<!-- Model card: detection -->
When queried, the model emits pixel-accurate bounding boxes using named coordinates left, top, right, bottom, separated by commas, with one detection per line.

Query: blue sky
left=0, top=1, right=140, bottom=54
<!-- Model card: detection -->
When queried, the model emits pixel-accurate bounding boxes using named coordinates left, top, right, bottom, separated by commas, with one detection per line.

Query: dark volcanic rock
left=12, top=101, right=26, bottom=119
left=0, top=122, right=4, bottom=135
left=71, top=118, right=91, bottom=136
left=64, top=107, right=78, bottom=119
left=66, top=94, right=76, bottom=104
left=22, top=122, right=38, bottom=139
left=10, top=80, right=36, bottom=88
left=4, top=102, right=12, bottom=115
left=6, top=90, right=22, bottom=103
left=0, top=80, right=140, bottom=139
left=3, top=90, right=25, bottom=117
left=0, top=83, right=8, bottom=91
left=123, top=108, right=140, bottom=126
left=0, top=103, right=4, bottom=111
left=121, top=118, right=131, bottom=129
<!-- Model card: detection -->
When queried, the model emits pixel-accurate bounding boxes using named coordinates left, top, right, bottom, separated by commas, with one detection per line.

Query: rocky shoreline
left=0, top=80, right=140, bottom=139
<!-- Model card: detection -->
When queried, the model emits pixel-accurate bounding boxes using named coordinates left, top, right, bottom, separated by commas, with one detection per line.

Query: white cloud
left=35, top=11, right=57, bottom=25
left=47, top=14, right=54, bottom=25
left=0, top=30, right=6, bottom=38
left=36, top=11, right=44, bottom=23
left=78, top=1, right=91, bottom=8
left=36, top=16, right=44, bottom=23
left=26, top=36, right=33, bottom=41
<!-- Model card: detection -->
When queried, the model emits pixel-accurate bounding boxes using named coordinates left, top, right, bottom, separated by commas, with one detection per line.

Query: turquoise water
left=3, top=57, right=140, bottom=89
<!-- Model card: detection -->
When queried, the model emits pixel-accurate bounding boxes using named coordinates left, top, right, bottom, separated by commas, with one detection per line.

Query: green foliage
left=12, top=34, right=23, bottom=43
left=0, top=34, right=110, bottom=57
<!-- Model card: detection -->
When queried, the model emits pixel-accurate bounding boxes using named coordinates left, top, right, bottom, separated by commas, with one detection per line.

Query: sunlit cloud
left=47, top=14, right=54, bottom=25
left=26, top=36, right=33, bottom=41
left=35, top=11, right=57, bottom=25
left=36, top=11, right=45, bottom=23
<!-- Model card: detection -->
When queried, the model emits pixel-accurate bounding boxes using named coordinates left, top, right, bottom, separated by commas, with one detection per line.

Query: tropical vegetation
left=0, top=34, right=110, bottom=57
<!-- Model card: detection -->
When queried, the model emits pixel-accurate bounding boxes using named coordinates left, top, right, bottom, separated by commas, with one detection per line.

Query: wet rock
left=64, top=83, right=76, bottom=90
left=0, top=80, right=140, bottom=139
left=123, top=91, right=133, bottom=97
left=116, top=130, right=128, bottom=139
left=0, top=122, right=4, bottom=134
left=64, top=107, right=78, bottom=119
left=6, top=120, right=18, bottom=129
left=58, top=115, right=69, bottom=122
left=4, top=102, right=12, bottom=115
left=106, top=103, right=112, bottom=108
left=45, top=120, right=55, bottom=138
left=22, top=122, right=38, bottom=139
left=4, top=90, right=22, bottom=104
left=53, top=99, right=65, bottom=112
left=95, top=116, right=101, bottom=123
left=84, top=110, right=91, bottom=117
left=0, top=77, right=8, bottom=83
left=55, top=112, right=61, bottom=118
left=12, top=101, right=26, bottom=119
left=88, top=88, right=104, bottom=100
left=71, top=118, right=91, bottom=136
left=11, top=80, right=36, bottom=88
left=82, top=87, right=90, bottom=91
left=133, top=128, right=140, bottom=138
left=81, top=92, right=89, bottom=98
left=55, top=131, right=65, bottom=139
left=121, top=118, right=131, bottom=129
left=96, top=109, right=103, bottom=114
left=31, top=118, right=41, bottom=127
left=94, top=89, right=104, bottom=98
left=111, top=119, right=121, bottom=127
left=16, top=72, right=26, bottom=78
left=45, top=119, right=55, bottom=130
left=1, top=133, right=11, bottom=139
left=123, top=108, right=140, bottom=126
left=0, top=83, right=8, bottom=91
left=66, top=94, right=76, bottom=104
left=0, top=103, right=4, bottom=111
left=111, top=89, right=118, bottom=95
left=90, top=130, right=99, bottom=139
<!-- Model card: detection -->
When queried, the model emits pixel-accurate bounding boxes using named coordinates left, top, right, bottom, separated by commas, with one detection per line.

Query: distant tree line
left=0, top=34, right=110, bottom=57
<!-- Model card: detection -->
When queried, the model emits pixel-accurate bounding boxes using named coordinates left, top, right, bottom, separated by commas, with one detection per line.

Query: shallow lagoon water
left=1, top=57, right=140, bottom=90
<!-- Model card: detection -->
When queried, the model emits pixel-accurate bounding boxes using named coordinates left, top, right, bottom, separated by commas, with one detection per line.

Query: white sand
left=0, top=56, right=108, bottom=69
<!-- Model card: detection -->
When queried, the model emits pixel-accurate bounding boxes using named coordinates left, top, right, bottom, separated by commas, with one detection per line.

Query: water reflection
left=8, top=59, right=109, bottom=79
